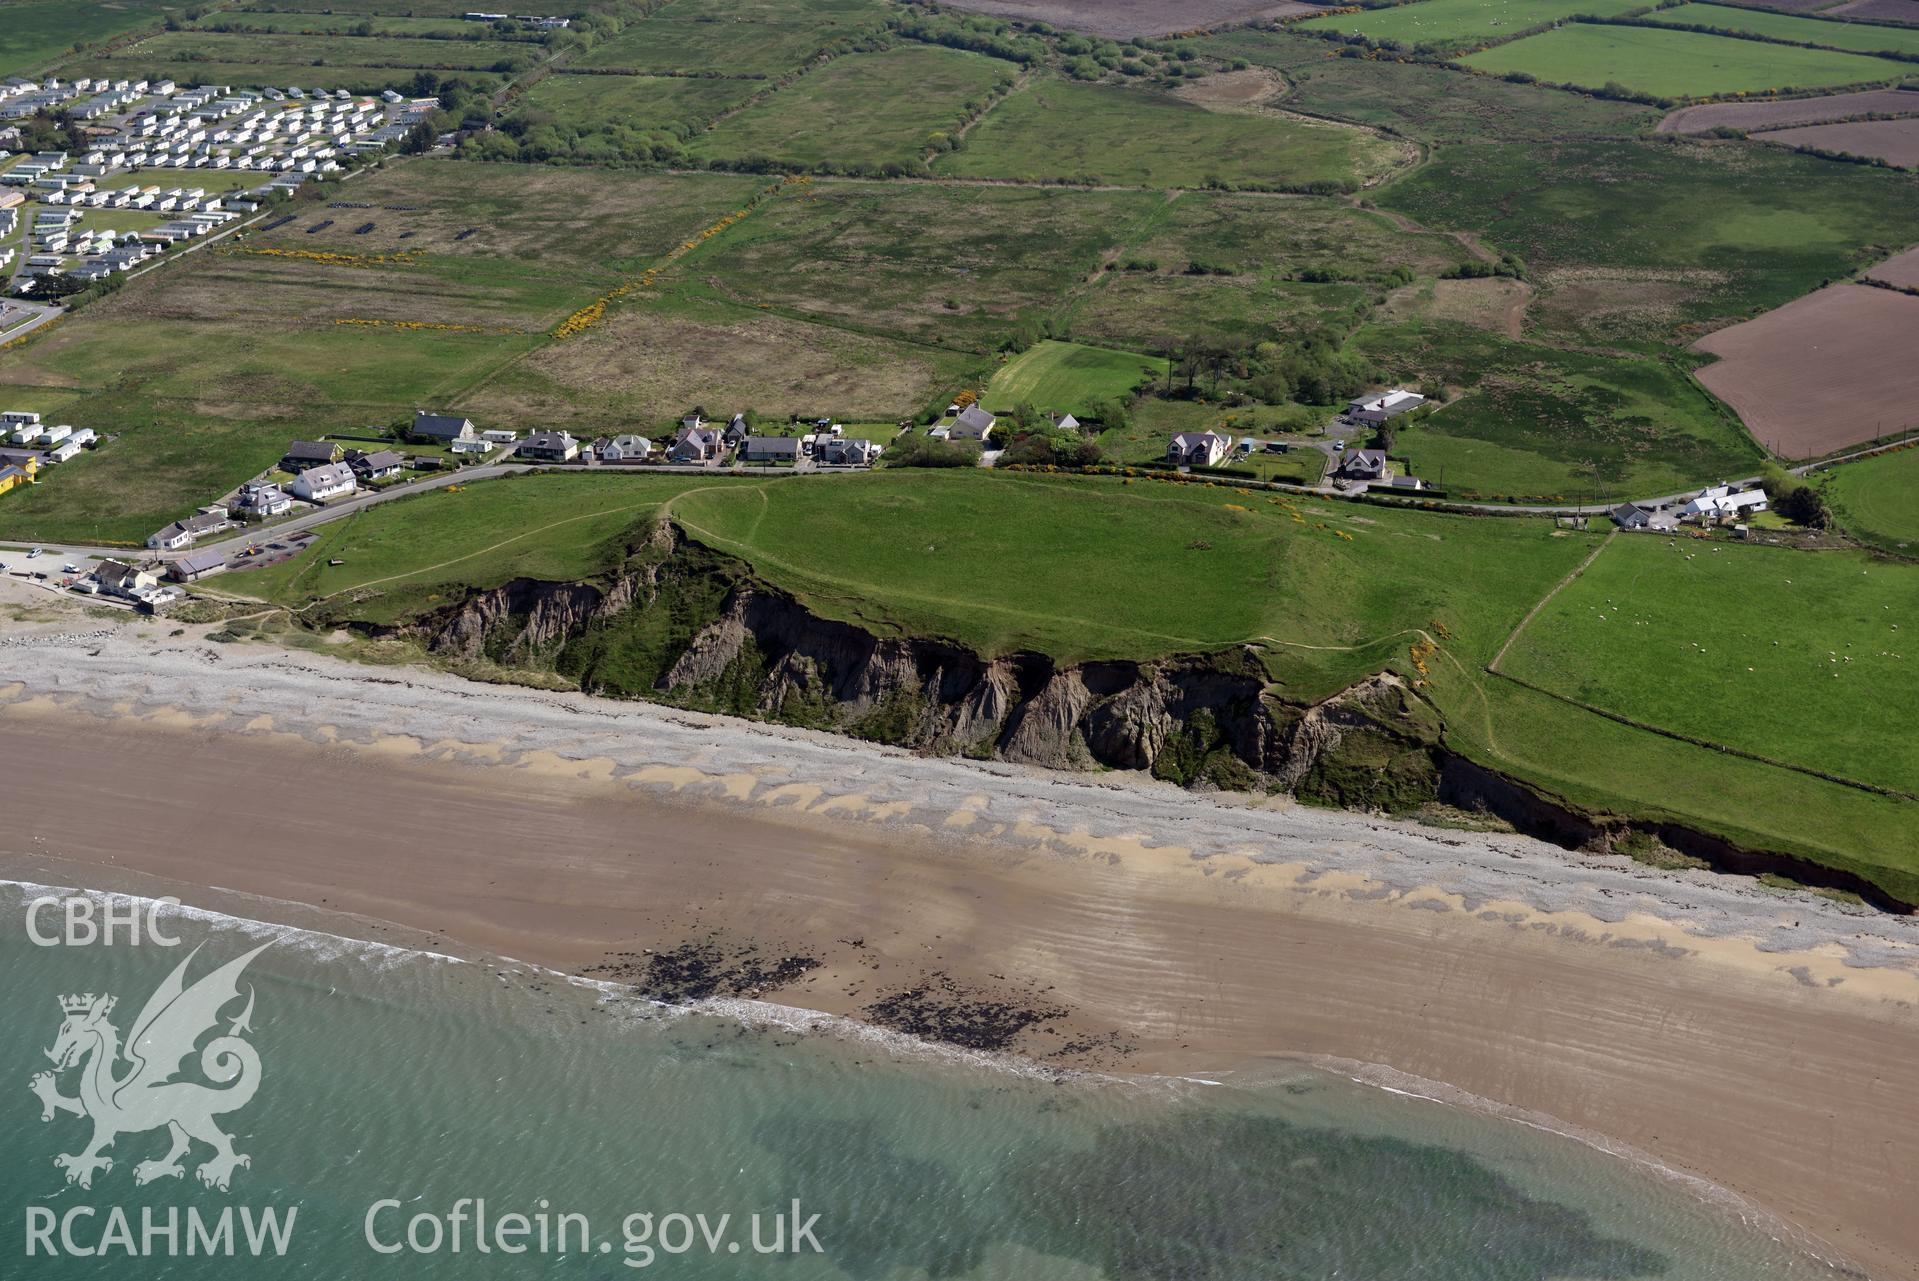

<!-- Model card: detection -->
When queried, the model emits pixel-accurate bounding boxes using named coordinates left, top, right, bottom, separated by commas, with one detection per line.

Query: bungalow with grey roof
left=948, top=405, right=996, bottom=444
left=281, top=439, right=341, bottom=471
left=289, top=460, right=355, bottom=502
left=600, top=434, right=651, bottom=462
left=741, top=436, right=801, bottom=464
left=347, top=448, right=404, bottom=482
left=411, top=410, right=479, bottom=448
left=519, top=430, right=578, bottom=462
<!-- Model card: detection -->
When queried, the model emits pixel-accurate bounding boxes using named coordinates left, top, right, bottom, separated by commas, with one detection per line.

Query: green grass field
left=517, top=73, right=761, bottom=141
left=1461, top=23, right=1907, bottom=99
left=692, top=45, right=1016, bottom=171
left=1378, top=139, right=1919, bottom=346
left=1823, top=445, right=1919, bottom=550
left=1296, top=0, right=1649, bottom=52
left=1198, top=29, right=1658, bottom=142
left=572, top=0, right=891, bottom=75
left=673, top=179, right=1163, bottom=352
left=1641, top=3, right=1919, bottom=57
left=95, top=29, right=537, bottom=72
left=938, top=77, right=1409, bottom=192
left=1498, top=535, right=1919, bottom=795
left=981, top=341, right=1166, bottom=414
left=1356, top=322, right=1764, bottom=500
left=239, top=472, right=722, bottom=624
left=188, top=12, right=493, bottom=38
left=0, top=0, right=175, bottom=77
left=1064, top=274, right=1373, bottom=353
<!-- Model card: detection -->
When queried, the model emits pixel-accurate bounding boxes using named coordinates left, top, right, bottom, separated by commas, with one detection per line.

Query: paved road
left=0, top=298, right=61, bottom=343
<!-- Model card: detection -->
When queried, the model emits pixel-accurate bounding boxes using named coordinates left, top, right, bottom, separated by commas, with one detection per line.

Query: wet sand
left=2, top=602, right=1918, bottom=1277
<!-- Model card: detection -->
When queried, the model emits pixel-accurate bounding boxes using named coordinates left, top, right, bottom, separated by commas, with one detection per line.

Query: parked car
left=62, top=562, right=79, bottom=573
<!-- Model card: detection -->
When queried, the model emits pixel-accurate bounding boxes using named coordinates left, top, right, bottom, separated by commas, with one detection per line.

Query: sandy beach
left=3, top=588, right=1918, bottom=1278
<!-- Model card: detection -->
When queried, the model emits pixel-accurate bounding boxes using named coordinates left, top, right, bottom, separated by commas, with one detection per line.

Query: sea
left=0, top=883, right=1846, bottom=1281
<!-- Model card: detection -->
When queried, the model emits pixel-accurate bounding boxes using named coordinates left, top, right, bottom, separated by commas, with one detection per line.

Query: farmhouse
left=281, top=440, right=342, bottom=472
left=1334, top=449, right=1392, bottom=483
left=1346, top=389, right=1426, bottom=425
left=289, top=460, right=356, bottom=502
left=412, top=410, right=480, bottom=448
left=1680, top=484, right=1768, bottom=525
left=741, top=436, right=801, bottom=464
left=1611, top=502, right=1655, bottom=530
left=519, top=430, right=579, bottom=462
left=1167, top=431, right=1231, bottom=468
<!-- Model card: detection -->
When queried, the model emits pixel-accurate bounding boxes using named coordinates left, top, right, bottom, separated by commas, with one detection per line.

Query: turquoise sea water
left=0, top=885, right=1840, bottom=1280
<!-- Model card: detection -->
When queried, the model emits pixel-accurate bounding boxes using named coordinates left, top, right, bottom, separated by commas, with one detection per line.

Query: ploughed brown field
left=1757, top=117, right=1919, bottom=167
left=1657, top=86, right=1919, bottom=133
left=1692, top=283, right=1919, bottom=456
left=935, top=0, right=1327, bottom=36
left=1825, top=0, right=1919, bottom=22
left=1865, top=245, right=1919, bottom=288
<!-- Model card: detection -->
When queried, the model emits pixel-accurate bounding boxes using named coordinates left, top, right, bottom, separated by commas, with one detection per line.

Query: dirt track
left=932, top=0, right=1326, bottom=37
left=1691, top=284, right=1919, bottom=457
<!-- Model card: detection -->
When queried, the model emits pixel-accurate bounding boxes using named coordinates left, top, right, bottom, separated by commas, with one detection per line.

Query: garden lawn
left=1497, top=535, right=1919, bottom=796
left=693, top=45, right=1017, bottom=171
left=939, top=77, right=1407, bottom=191
left=982, top=341, right=1166, bottom=414
left=1461, top=24, right=1907, bottom=99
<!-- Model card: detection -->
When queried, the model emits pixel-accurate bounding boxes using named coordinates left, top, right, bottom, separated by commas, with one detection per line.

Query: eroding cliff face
left=402, top=527, right=1338, bottom=787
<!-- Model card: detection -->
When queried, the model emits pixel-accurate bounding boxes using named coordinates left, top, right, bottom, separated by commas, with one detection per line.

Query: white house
left=600, top=434, right=651, bottom=462
left=1679, top=484, right=1767, bottom=525
left=1167, top=431, right=1231, bottom=468
left=289, top=460, right=356, bottom=502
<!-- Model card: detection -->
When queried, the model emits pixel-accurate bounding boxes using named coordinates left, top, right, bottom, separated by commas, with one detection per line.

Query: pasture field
left=1497, top=535, right=1919, bottom=796
left=188, top=11, right=488, bottom=37
left=1823, top=445, right=1919, bottom=549
left=1691, top=285, right=1919, bottom=457
left=237, top=0, right=483, bottom=11
left=1356, top=322, right=1763, bottom=501
left=981, top=341, right=1166, bottom=414
left=1460, top=24, right=1907, bottom=99
left=673, top=179, right=1162, bottom=352
left=1294, top=0, right=1648, bottom=51
left=1198, top=29, right=1657, bottom=142
left=573, top=0, right=892, bottom=75
left=692, top=45, right=1017, bottom=170
left=0, top=0, right=174, bottom=76
left=61, top=57, right=489, bottom=92
left=240, top=472, right=722, bottom=624
left=88, top=29, right=537, bottom=71
left=938, top=77, right=1410, bottom=191
left=459, top=293, right=982, bottom=431
left=1063, top=274, right=1373, bottom=353
left=1378, top=139, right=1919, bottom=346
left=517, top=73, right=761, bottom=141
left=1642, top=2, right=1919, bottom=55
left=1131, top=193, right=1474, bottom=283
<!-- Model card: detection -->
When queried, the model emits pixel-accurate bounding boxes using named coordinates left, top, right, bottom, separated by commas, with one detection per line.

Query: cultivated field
left=1865, top=245, right=1919, bottom=286
left=1295, top=0, right=1647, bottom=51
left=1657, top=85, right=1919, bottom=132
left=1379, top=139, right=1919, bottom=346
left=938, top=77, right=1410, bottom=191
left=981, top=341, right=1166, bottom=413
left=1461, top=23, right=1908, bottom=99
left=1827, top=0, right=1919, bottom=20
left=1758, top=116, right=1919, bottom=165
left=1692, top=284, right=1919, bottom=456
left=1643, top=2, right=1919, bottom=55
left=1498, top=536, right=1919, bottom=797
left=1824, top=445, right=1919, bottom=549
left=693, top=45, right=1016, bottom=170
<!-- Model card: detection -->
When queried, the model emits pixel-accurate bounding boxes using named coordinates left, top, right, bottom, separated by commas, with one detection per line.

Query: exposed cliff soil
left=390, top=523, right=1912, bottom=912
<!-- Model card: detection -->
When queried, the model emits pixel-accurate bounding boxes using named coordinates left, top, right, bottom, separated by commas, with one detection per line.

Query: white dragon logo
left=30, top=942, right=269, bottom=1192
